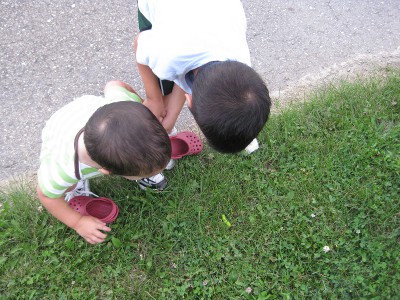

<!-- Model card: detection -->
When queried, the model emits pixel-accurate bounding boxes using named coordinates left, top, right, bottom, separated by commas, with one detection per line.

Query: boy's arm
left=162, top=84, right=187, bottom=133
left=134, top=33, right=166, bottom=122
left=137, top=63, right=166, bottom=122
left=37, top=186, right=111, bottom=244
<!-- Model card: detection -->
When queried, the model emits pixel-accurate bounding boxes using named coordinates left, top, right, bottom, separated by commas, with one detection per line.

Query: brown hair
left=84, top=101, right=171, bottom=176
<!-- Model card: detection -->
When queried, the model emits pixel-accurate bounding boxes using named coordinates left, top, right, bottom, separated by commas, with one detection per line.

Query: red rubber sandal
left=169, top=131, right=203, bottom=159
left=68, top=196, right=119, bottom=223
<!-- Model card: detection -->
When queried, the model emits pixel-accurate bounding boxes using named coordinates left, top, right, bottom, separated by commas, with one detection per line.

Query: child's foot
left=137, top=173, right=168, bottom=191
left=65, top=179, right=96, bottom=201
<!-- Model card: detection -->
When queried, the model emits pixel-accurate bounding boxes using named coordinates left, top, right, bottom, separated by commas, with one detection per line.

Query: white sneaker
left=244, top=138, right=259, bottom=154
left=65, top=179, right=98, bottom=201
left=137, top=173, right=168, bottom=191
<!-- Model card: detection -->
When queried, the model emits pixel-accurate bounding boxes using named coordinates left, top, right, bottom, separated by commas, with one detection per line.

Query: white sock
left=244, top=138, right=259, bottom=154
left=166, top=127, right=177, bottom=170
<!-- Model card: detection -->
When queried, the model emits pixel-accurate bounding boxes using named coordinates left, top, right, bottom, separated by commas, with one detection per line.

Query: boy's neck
left=77, top=133, right=101, bottom=169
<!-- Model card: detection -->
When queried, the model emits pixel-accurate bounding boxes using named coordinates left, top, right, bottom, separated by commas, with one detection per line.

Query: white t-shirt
left=136, top=0, right=251, bottom=94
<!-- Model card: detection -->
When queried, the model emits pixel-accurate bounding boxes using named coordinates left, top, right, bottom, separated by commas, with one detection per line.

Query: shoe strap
left=65, top=190, right=99, bottom=202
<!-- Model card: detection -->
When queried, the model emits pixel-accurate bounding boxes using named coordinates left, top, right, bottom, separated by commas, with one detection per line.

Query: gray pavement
left=1, top=0, right=400, bottom=183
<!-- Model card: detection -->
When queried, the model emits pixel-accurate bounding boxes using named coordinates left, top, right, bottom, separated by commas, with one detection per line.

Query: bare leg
left=104, top=80, right=138, bottom=95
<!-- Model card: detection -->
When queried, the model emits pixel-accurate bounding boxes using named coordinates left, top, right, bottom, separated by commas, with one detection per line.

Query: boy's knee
left=105, top=80, right=122, bottom=89
left=104, top=81, right=129, bottom=94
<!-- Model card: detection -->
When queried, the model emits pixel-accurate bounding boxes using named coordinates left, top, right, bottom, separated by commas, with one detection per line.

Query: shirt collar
left=185, top=61, right=224, bottom=91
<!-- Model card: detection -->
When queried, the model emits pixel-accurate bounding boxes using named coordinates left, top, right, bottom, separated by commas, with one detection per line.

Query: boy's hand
left=143, top=98, right=166, bottom=123
left=73, top=216, right=111, bottom=244
left=37, top=186, right=111, bottom=245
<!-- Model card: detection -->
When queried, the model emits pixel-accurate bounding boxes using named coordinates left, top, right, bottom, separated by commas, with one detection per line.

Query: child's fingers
left=86, top=235, right=106, bottom=244
left=86, top=218, right=112, bottom=243
left=93, top=229, right=108, bottom=240
left=92, top=218, right=111, bottom=231
left=86, top=228, right=108, bottom=244
left=101, top=225, right=112, bottom=232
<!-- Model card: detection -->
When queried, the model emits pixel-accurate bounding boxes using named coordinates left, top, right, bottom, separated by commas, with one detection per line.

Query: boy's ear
left=98, top=168, right=111, bottom=175
left=185, top=94, right=193, bottom=108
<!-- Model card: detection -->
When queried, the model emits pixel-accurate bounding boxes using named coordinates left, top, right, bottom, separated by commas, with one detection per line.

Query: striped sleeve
left=38, top=158, right=78, bottom=199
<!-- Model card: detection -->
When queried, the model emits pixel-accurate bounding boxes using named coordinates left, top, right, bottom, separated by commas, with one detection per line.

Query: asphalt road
left=1, top=0, right=400, bottom=183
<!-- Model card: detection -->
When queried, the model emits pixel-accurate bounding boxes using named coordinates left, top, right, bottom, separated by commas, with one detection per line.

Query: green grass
left=1, top=69, right=400, bottom=299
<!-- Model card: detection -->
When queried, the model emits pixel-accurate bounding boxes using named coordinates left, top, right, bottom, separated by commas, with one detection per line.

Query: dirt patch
left=0, top=172, right=37, bottom=191
left=270, top=46, right=400, bottom=111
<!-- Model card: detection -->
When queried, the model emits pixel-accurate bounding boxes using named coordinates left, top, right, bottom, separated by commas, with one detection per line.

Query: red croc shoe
left=68, top=196, right=119, bottom=223
left=169, top=131, right=203, bottom=159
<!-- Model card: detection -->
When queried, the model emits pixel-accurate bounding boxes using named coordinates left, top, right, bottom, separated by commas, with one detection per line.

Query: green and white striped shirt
left=38, top=86, right=141, bottom=198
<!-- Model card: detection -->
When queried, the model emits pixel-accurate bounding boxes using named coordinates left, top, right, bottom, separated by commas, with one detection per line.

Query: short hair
left=190, top=61, right=271, bottom=153
left=84, top=101, right=171, bottom=176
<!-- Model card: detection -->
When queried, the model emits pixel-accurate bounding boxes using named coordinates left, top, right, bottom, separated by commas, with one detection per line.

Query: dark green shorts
left=138, top=9, right=174, bottom=95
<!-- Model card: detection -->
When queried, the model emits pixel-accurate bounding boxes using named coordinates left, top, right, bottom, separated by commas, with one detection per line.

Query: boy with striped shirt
left=37, top=81, right=171, bottom=244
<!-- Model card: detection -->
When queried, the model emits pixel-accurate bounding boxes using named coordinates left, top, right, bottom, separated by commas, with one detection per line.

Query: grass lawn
left=1, top=69, right=399, bottom=299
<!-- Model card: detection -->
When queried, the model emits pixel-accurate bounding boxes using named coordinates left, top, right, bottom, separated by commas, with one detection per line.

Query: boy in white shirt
left=134, top=0, right=271, bottom=153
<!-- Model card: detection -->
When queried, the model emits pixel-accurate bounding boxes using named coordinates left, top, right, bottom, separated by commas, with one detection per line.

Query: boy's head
left=189, top=61, right=271, bottom=153
left=84, top=101, right=171, bottom=176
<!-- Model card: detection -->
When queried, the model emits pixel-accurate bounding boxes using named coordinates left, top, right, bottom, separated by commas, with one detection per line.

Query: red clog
left=68, top=196, right=119, bottom=223
left=169, top=131, right=203, bottom=159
